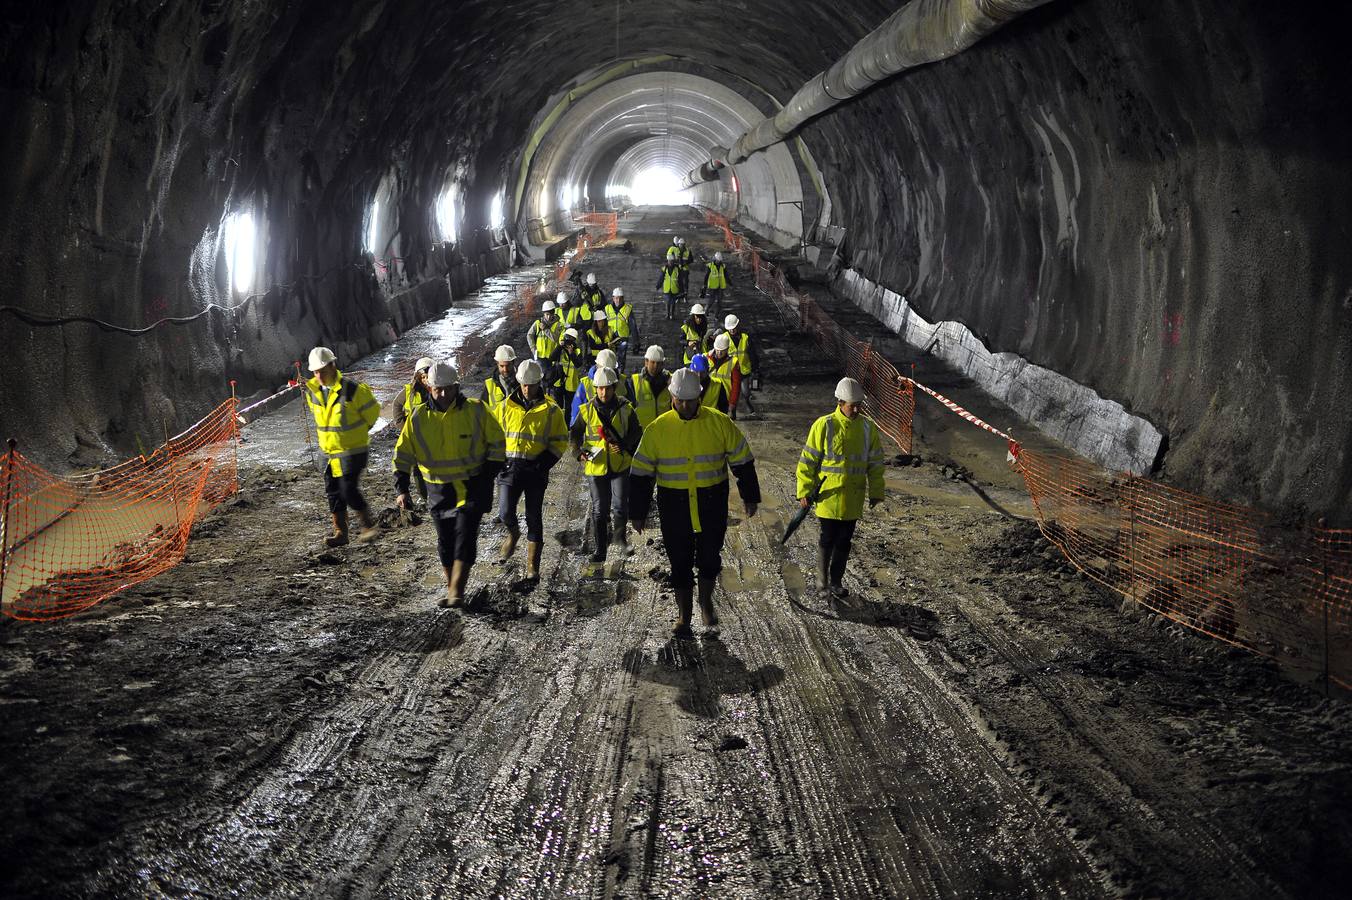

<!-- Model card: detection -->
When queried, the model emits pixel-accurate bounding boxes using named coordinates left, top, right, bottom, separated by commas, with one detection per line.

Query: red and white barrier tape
left=905, top=377, right=1022, bottom=460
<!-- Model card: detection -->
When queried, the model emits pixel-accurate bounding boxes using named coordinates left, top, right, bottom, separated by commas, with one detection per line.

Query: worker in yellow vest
left=494, top=359, right=569, bottom=582
left=579, top=272, right=605, bottom=309
left=796, top=377, right=886, bottom=601
left=675, top=236, right=694, bottom=295
left=571, top=348, right=630, bottom=423
left=657, top=250, right=683, bottom=320
left=527, top=300, right=562, bottom=360
left=681, top=303, right=710, bottom=365
left=605, top=287, right=638, bottom=369
left=483, top=345, right=518, bottom=411
left=303, top=346, right=381, bottom=547
left=629, top=369, right=760, bottom=635
left=688, top=353, right=729, bottom=414
left=707, top=334, right=743, bottom=419
left=700, top=252, right=731, bottom=316
left=629, top=345, right=672, bottom=428
left=584, top=308, right=618, bottom=368
left=393, top=362, right=507, bottom=608
left=557, top=291, right=592, bottom=329
left=569, top=367, right=643, bottom=577
left=720, top=314, right=759, bottom=418
left=544, top=328, right=586, bottom=410
left=390, top=356, right=436, bottom=501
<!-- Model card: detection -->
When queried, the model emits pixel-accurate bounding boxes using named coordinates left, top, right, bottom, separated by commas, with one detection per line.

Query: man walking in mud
left=629, top=368, right=760, bottom=635
left=393, top=362, right=506, bottom=608
left=796, top=377, right=885, bottom=601
left=303, top=346, right=382, bottom=547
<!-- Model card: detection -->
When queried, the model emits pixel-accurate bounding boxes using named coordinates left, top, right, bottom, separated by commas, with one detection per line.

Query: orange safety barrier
left=702, top=206, right=1351, bottom=690
left=0, top=398, right=240, bottom=621
left=572, top=211, right=619, bottom=243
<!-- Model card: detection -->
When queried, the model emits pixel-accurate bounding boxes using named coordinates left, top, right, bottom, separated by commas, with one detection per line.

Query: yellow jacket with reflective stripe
left=393, top=397, right=506, bottom=506
left=495, top=393, right=568, bottom=463
left=710, top=356, right=736, bottom=399
left=796, top=408, right=885, bottom=521
left=402, top=382, right=429, bottom=418
left=677, top=245, right=693, bottom=271
left=605, top=302, right=633, bottom=338
left=680, top=321, right=708, bottom=363
left=529, top=316, right=561, bottom=358
left=705, top=261, right=728, bottom=290
left=576, top=399, right=640, bottom=476
left=483, top=374, right=515, bottom=411
left=558, top=348, right=584, bottom=391
left=580, top=284, right=605, bottom=309
left=305, top=373, right=380, bottom=476
left=630, top=372, right=672, bottom=428
left=725, top=330, right=753, bottom=376
left=631, top=407, right=753, bottom=531
left=560, top=303, right=592, bottom=328
left=700, top=378, right=727, bottom=411
left=659, top=264, right=681, bottom=295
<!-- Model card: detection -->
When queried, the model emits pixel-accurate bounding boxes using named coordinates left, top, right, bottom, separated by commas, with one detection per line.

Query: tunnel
left=2, top=1, right=1352, bottom=896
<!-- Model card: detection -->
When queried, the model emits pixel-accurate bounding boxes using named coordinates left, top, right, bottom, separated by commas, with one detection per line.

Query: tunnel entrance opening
left=627, top=166, right=689, bottom=206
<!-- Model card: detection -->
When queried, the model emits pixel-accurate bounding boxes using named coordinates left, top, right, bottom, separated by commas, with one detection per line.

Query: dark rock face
left=1, top=0, right=1349, bottom=521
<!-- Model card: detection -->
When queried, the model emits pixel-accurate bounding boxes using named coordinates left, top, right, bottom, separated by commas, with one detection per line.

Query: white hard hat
left=593, top=367, right=619, bottom=388
left=713, top=333, right=732, bottom=352
left=724, top=314, right=739, bottom=330
left=494, top=345, right=516, bottom=363
left=644, top=345, right=665, bottom=362
left=669, top=368, right=702, bottom=401
left=675, top=237, right=684, bottom=246
left=586, top=273, right=597, bottom=285
left=835, top=377, right=865, bottom=403
left=414, top=357, right=435, bottom=373
left=307, top=346, right=337, bottom=372
left=516, top=359, right=543, bottom=385
left=541, top=300, right=557, bottom=312
left=595, top=349, right=618, bottom=369
left=612, top=287, right=625, bottom=298
left=690, top=303, right=706, bottom=316
left=556, top=291, right=571, bottom=304
left=593, top=309, right=607, bottom=321
left=714, top=252, right=723, bottom=262
left=428, top=362, right=459, bottom=388
left=563, top=328, right=580, bottom=341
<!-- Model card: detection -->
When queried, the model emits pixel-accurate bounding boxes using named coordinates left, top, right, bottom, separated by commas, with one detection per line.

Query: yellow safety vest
left=629, top=372, right=672, bottom=428
left=530, top=317, right=561, bottom=358
left=401, top=382, right=429, bottom=418
left=725, top=330, right=753, bottom=375
left=559, top=349, right=584, bottom=391
left=578, top=372, right=631, bottom=409
left=305, top=373, right=380, bottom=476
left=631, top=406, right=753, bottom=532
left=796, top=408, right=885, bottom=521
left=496, top=394, right=568, bottom=463
left=585, top=325, right=615, bottom=356
left=678, top=246, right=693, bottom=271
left=577, top=399, right=639, bottom=476
left=605, top=302, right=633, bottom=338
left=580, top=285, right=604, bottom=308
left=393, top=397, right=506, bottom=505
left=705, top=262, right=727, bottom=290
left=483, top=375, right=513, bottom=411
left=660, top=265, right=681, bottom=295
left=700, top=378, right=727, bottom=410
left=560, top=304, right=592, bottom=328
left=681, top=322, right=707, bottom=364
left=710, top=355, right=736, bottom=398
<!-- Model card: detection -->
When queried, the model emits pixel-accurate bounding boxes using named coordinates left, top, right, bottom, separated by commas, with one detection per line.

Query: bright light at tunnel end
left=629, top=167, right=690, bottom=206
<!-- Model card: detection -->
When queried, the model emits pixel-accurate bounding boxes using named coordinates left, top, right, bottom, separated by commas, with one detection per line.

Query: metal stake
left=0, top=439, right=16, bottom=612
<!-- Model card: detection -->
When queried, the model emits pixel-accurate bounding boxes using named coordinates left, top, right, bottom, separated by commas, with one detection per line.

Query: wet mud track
left=3, top=208, right=1352, bottom=897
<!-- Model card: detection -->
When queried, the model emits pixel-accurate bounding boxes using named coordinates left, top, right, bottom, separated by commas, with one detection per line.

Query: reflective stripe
left=801, top=446, right=824, bottom=460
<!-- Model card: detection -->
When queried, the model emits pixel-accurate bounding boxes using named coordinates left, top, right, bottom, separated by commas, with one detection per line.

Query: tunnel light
left=490, top=191, right=505, bottom=229
left=558, top=183, right=572, bottom=213
left=436, top=186, right=458, bottom=243
left=223, top=211, right=256, bottom=295
left=365, top=200, right=380, bottom=254
left=630, top=167, right=689, bottom=206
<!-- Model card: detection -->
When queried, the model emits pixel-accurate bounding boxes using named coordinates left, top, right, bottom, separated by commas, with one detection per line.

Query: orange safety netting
left=572, top=211, right=619, bottom=243
left=0, top=399, right=240, bottom=621
left=701, top=206, right=1351, bottom=688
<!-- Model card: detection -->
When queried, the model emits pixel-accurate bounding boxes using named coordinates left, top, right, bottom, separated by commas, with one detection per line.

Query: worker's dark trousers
left=588, top=472, right=629, bottom=557
left=497, top=471, right=547, bottom=542
left=818, top=516, right=858, bottom=583
left=664, top=292, right=682, bottom=319
left=705, top=288, right=723, bottom=315
left=433, top=508, right=482, bottom=566
left=656, top=482, right=729, bottom=589
left=553, top=385, right=572, bottom=410
left=324, top=452, right=369, bottom=515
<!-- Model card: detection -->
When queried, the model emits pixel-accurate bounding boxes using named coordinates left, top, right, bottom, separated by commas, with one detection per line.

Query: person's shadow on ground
left=622, top=634, right=785, bottom=718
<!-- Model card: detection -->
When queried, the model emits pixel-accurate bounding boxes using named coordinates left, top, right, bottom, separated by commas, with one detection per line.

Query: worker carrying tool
left=657, top=250, right=684, bottom=320
left=569, top=366, right=643, bottom=577
left=494, top=359, right=569, bottom=582
left=393, top=362, right=506, bottom=608
left=527, top=299, right=562, bottom=360
left=579, top=271, right=605, bottom=309
left=303, top=346, right=382, bottom=548
left=571, top=348, right=631, bottom=423
left=719, top=314, right=759, bottom=419
left=681, top=303, right=710, bottom=364
left=700, top=251, right=731, bottom=316
left=483, top=345, right=518, bottom=411
left=391, top=356, right=436, bottom=501
left=796, top=377, right=886, bottom=601
left=629, top=345, right=672, bottom=428
left=629, top=368, right=760, bottom=635
left=605, top=287, right=638, bottom=370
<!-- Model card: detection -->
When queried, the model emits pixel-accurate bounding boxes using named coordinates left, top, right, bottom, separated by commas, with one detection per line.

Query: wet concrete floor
left=2, top=207, right=1352, bottom=898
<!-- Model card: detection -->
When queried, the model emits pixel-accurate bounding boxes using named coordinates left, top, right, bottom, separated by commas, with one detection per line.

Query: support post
left=0, top=438, right=16, bottom=613
left=164, top=420, right=181, bottom=532
left=1320, top=518, right=1330, bottom=698
left=229, top=380, right=240, bottom=482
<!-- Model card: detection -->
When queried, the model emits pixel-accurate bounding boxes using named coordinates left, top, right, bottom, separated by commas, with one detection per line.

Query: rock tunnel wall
left=796, top=0, right=1352, bottom=523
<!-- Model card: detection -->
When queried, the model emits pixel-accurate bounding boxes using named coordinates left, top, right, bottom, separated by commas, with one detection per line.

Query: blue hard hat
left=689, top=354, right=710, bottom=374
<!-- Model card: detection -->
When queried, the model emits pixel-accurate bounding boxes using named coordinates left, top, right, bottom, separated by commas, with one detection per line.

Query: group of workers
left=301, top=237, right=885, bottom=633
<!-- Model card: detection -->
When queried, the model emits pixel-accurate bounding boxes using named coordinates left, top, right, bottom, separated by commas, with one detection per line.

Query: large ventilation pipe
left=684, top=0, right=1057, bottom=185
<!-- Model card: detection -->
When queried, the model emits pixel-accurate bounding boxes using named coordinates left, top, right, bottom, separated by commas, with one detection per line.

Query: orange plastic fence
left=0, top=399, right=240, bottom=621
left=572, top=211, right=619, bottom=243
left=701, top=206, right=1351, bottom=690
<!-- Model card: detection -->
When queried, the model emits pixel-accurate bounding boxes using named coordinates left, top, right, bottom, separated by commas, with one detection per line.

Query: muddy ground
left=3, top=208, right=1352, bottom=898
